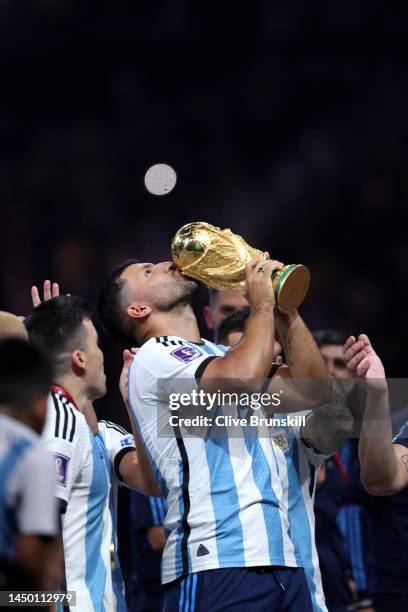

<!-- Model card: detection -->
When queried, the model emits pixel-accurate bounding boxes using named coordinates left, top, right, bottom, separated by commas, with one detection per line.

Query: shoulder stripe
left=99, top=420, right=129, bottom=436
left=56, top=396, right=69, bottom=441
left=155, top=336, right=184, bottom=347
left=68, top=407, right=76, bottom=443
left=51, top=392, right=76, bottom=441
left=61, top=399, right=69, bottom=440
left=52, top=393, right=61, bottom=438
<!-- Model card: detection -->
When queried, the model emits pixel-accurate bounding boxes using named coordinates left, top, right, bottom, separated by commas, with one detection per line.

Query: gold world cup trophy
left=171, top=222, right=310, bottom=313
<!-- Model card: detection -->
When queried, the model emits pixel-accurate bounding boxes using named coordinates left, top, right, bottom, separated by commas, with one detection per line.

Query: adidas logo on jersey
left=197, top=544, right=209, bottom=557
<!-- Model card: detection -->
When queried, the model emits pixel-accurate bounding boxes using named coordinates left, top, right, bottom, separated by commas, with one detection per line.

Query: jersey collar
left=51, top=385, right=80, bottom=411
left=154, top=335, right=205, bottom=346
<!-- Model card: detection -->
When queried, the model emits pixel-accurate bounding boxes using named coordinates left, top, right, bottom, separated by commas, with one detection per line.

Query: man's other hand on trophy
left=244, top=257, right=284, bottom=312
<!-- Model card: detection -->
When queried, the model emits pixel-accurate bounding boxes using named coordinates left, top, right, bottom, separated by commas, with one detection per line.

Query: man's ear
left=202, top=306, right=214, bottom=330
left=71, top=349, right=86, bottom=374
left=127, top=303, right=152, bottom=320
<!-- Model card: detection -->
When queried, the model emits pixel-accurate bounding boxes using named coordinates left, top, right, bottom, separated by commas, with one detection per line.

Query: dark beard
left=154, top=277, right=200, bottom=312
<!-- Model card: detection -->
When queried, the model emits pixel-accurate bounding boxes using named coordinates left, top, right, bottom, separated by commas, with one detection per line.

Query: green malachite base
left=272, top=264, right=310, bottom=313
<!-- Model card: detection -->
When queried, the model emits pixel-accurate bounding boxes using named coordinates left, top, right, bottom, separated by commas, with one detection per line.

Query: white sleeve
left=140, top=338, right=216, bottom=379
left=131, top=339, right=217, bottom=410
left=40, top=394, right=90, bottom=507
left=16, top=446, right=58, bottom=536
left=98, top=420, right=136, bottom=481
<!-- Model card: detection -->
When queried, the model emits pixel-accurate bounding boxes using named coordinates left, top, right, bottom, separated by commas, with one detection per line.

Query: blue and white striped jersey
left=0, top=414, right=57, bottom=563
left=41, top=388, right=131, bottom=612
left=128, top=336, right=327, bottom=612
left=98, top=419, right=136, bottom=607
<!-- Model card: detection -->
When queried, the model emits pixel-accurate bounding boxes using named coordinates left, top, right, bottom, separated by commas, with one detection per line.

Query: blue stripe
left=242, top=430, right=285, bottom=564
left=0, top=437, right=32, bottom=559
left=339, top=441, right=352, bottom=472
left=179, top=575, right=186, bottom=612
left=190, top=573, right=197, bottom=611
left=185, top=575, right=191, bottom=612
left=214, top=344, right=229, bottom=354
left=154, top=498, right=161, bottom=524
left=285, top=438, right=323, bottom=612
left=204, top=436, right=246, bottom=566
left=183, top=340, right=226, bottom=358
left=85, top=433, right=109, bottom=611
left=158, top=497, right=167, bottom=523
left=149, top=496, right=159, bottom=524
left=340, top=505, right=367, bottom=591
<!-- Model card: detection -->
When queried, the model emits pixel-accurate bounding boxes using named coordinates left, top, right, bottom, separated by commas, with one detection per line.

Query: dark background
left=1, top=1, right=408, bottom=426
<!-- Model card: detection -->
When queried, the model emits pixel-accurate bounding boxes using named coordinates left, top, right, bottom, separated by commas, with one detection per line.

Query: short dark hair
left=312, top=329, right=347, bottom=348
left=0, top=338, right=52, bottom=412
left=25, top=295, right=93, bottom=376
left=217, top=307, right=250, bottom=345
left=97, top=259, right=139, bottom=342
left=208, top=288, right=220, bottom=308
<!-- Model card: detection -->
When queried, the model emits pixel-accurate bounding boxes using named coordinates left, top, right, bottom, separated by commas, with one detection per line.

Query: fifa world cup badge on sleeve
left=53, top=453, right=70, bottom=487
left=170, top=345, right=201, bottom=363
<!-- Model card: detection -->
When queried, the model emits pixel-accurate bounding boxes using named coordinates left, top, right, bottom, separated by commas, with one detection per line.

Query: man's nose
left=158, top=261, right=175, bottom=272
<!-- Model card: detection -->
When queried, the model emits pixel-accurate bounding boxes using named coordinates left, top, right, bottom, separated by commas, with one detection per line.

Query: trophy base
left=273, top=264, right=310, bottom=313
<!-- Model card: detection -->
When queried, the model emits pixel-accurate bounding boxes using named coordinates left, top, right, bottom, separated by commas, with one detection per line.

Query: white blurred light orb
left=144, top=163, right=177, bottom=195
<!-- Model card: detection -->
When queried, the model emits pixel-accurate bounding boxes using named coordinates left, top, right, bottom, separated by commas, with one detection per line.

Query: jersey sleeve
left=138, top=338, right=216, bottom=382
left=40, top=393, right=90, bottom=509
left=393, top=420, right=408, bottom=449
left=16, top=446, right=58, bottom=537
left=130, top=338, right=217, bottom=410
left=98, top=420, right=136, bottom=481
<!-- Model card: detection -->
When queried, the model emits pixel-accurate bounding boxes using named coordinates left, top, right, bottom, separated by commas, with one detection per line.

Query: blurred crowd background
left=1, top=0, right=408, bottom=421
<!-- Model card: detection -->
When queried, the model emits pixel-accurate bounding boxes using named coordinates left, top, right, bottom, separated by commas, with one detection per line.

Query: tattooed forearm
left=281, top=334, right=294, bottom=366
left=402, top=454, right=408, bottom=472
left=301, top=379, right=353, bottom=454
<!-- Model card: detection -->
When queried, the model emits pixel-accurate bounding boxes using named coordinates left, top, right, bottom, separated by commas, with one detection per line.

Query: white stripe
left=184, top=437, right=219, bottom=573
left=258, top=434, right=298, bottom=565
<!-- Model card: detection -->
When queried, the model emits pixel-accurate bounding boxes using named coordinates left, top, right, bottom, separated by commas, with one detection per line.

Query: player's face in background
left=29, top=394, right=49, bottom=434
left=121, top=261, right=198, bottom=312
left=203, top=291, right=248, bottom=332
left=320, top=343, right=355, bottom=394
left=82, top=319, right=106, bottom=400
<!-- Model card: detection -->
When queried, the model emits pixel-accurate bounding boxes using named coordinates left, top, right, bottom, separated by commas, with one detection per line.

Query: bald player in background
left=0, top=312, right=28, bottom=340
